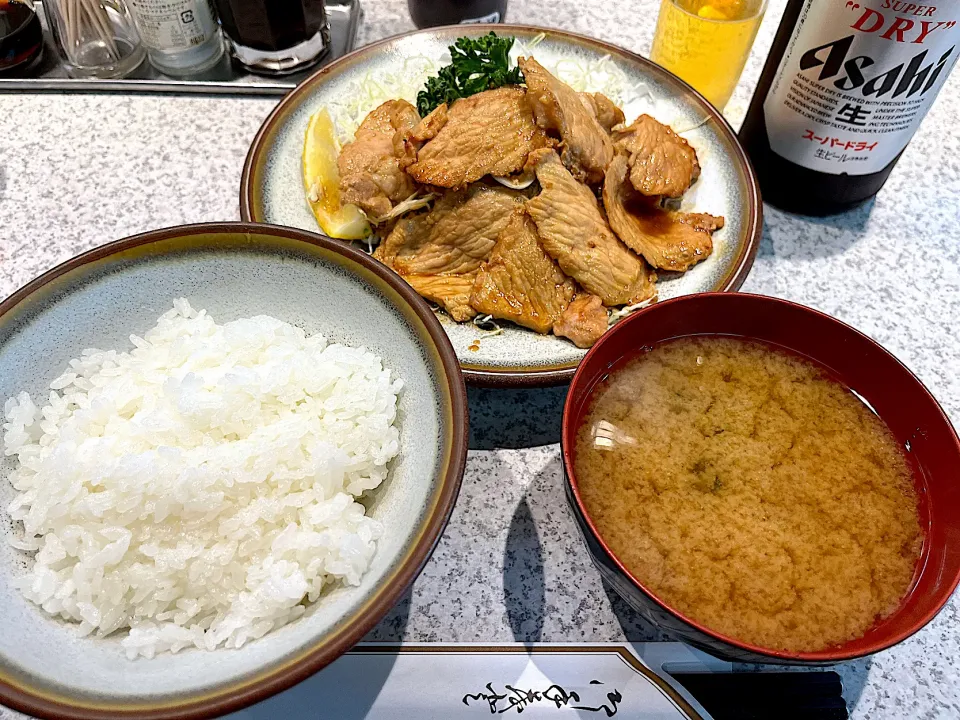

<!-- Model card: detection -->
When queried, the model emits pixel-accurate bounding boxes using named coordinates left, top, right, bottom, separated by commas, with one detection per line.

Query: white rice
left=2, top=299, right=402, bottom=659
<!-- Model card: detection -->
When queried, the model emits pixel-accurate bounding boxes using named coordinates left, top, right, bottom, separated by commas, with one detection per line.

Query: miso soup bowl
left=562, top=292, right=960, bottom=664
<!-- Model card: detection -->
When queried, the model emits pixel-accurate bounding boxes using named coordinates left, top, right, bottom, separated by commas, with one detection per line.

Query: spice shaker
left=126, top=0, right=223, bottom=75
left=44, top=0, right=146, bottom=78
left=408, top=0, right=507, bottom=28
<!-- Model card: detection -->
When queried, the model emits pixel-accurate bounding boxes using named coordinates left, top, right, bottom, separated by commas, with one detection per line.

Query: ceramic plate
left=0, top=223, right=467, bottom=719
left=241, top=25, right=762, bottom=387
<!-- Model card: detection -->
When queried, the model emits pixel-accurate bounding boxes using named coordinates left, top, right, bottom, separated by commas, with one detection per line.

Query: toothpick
left=83, top=0, right=119, bottom=58
left=56, top=0, right=121, bottom=64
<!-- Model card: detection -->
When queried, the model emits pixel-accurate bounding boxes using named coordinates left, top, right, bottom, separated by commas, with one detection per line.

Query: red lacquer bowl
left=562, top=292, right=960, bottom=664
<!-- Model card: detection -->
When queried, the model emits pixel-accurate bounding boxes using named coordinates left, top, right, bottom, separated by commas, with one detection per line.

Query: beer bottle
left=738, top=0, right=960, bottom=215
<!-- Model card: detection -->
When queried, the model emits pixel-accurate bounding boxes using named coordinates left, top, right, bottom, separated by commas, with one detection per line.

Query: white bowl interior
left=0, top=231, right=451, bottom=704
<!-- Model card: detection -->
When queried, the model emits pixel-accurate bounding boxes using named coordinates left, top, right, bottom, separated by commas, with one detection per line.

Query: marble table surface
left=2, top=0, right=959, bottom=717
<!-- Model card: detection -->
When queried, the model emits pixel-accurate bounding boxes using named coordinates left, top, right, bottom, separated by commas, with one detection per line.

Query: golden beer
left=650, top=0, right=766, bottom=109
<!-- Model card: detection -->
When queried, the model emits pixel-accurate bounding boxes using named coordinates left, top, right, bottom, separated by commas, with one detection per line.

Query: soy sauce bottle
left=0, top=1, right=42, bottom=73
left=738, top=0, right=960, bottom=216
left=408, top=0, right=507, bottom=28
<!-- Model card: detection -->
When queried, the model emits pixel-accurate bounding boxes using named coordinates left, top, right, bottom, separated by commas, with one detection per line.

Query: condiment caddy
left=0, top=0, right=361, bottom=94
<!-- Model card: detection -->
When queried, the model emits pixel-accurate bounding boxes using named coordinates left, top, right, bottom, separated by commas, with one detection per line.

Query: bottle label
left=763, top=0, right=959, bottom=175
left=462, top=12, right=502, bottom=23
left=129, top=0, right=219, bottom=52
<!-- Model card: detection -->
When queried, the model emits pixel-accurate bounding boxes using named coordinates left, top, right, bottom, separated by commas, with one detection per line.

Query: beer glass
left=650, top=0, right=766, bottom=109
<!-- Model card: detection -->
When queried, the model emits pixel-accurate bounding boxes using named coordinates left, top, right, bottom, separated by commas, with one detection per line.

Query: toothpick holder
left=44, top=0, right=145, bottom=78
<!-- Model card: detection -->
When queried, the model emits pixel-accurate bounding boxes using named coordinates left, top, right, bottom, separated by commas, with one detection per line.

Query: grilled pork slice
left=520, top=57, right=614, bottom=185
left=580, top=92, right=625, bottom=133
left=603, top=155, right=722, bottom=272
left=338, top=100, right=421, bottom=219
left=525, top=149, right=656, bottom=307
left=403, top=275, right=478, bottom=322
left=612, top=114, right=701, bottom=198
left=396, top=104, right=449, bottom=171
left=470, top=210, right=576, bottom=334
left=374, top=184, right=525, bottom=321
left=406, top=87, right=552, bottom=188
left=553, top=293, right=608, bottom=348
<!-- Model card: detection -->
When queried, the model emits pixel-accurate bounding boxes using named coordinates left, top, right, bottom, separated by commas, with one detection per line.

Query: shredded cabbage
left=472, top=314, right=504, bottom=338
left=368, top=192, right=437, bottom=225
left=608, top=297, right=656, bottom=325
left=327, top=55, right=442, bottom=144
left=325, top=38, right=653, bottom=143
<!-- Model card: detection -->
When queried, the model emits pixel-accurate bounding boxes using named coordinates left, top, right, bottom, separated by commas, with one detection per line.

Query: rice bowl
left=0, top=223, right=467, bottom=720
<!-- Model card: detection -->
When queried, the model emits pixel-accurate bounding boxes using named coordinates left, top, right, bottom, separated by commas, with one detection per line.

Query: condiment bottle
left=0, top=0, right=43, bottom=73
left=211, top=0, right=329, bottom=75
left=408, top=0, right=508, bottom=28
left=126, top=0, right=223, bottom=76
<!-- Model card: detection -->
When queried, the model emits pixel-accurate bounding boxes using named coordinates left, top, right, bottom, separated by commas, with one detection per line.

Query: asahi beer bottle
left=738, top=0, right=960, bottom=215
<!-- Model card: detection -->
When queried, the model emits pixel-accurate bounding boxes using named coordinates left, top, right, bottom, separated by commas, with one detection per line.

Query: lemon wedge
left=302, top=109, right=371, bottom=240
left=698, top=5, right=729, bottom=19
left=697, top=0, right=746, bottom=20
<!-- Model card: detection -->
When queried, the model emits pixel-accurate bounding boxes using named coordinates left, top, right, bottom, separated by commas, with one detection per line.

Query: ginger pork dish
left=303, top=33, right=724, bottom=349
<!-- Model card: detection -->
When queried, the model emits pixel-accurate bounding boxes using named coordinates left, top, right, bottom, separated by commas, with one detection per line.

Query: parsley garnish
left=416, top=33, right=525, bottom=116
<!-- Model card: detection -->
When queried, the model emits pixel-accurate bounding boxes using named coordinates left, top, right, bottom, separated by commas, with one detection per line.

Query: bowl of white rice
left=0, top=222, right=467, bottom=719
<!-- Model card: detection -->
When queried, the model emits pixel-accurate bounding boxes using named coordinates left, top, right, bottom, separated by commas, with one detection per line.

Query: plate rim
left=240, top=23, right=763, bottom=388
left=0, top=221, right=469, bottom=720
